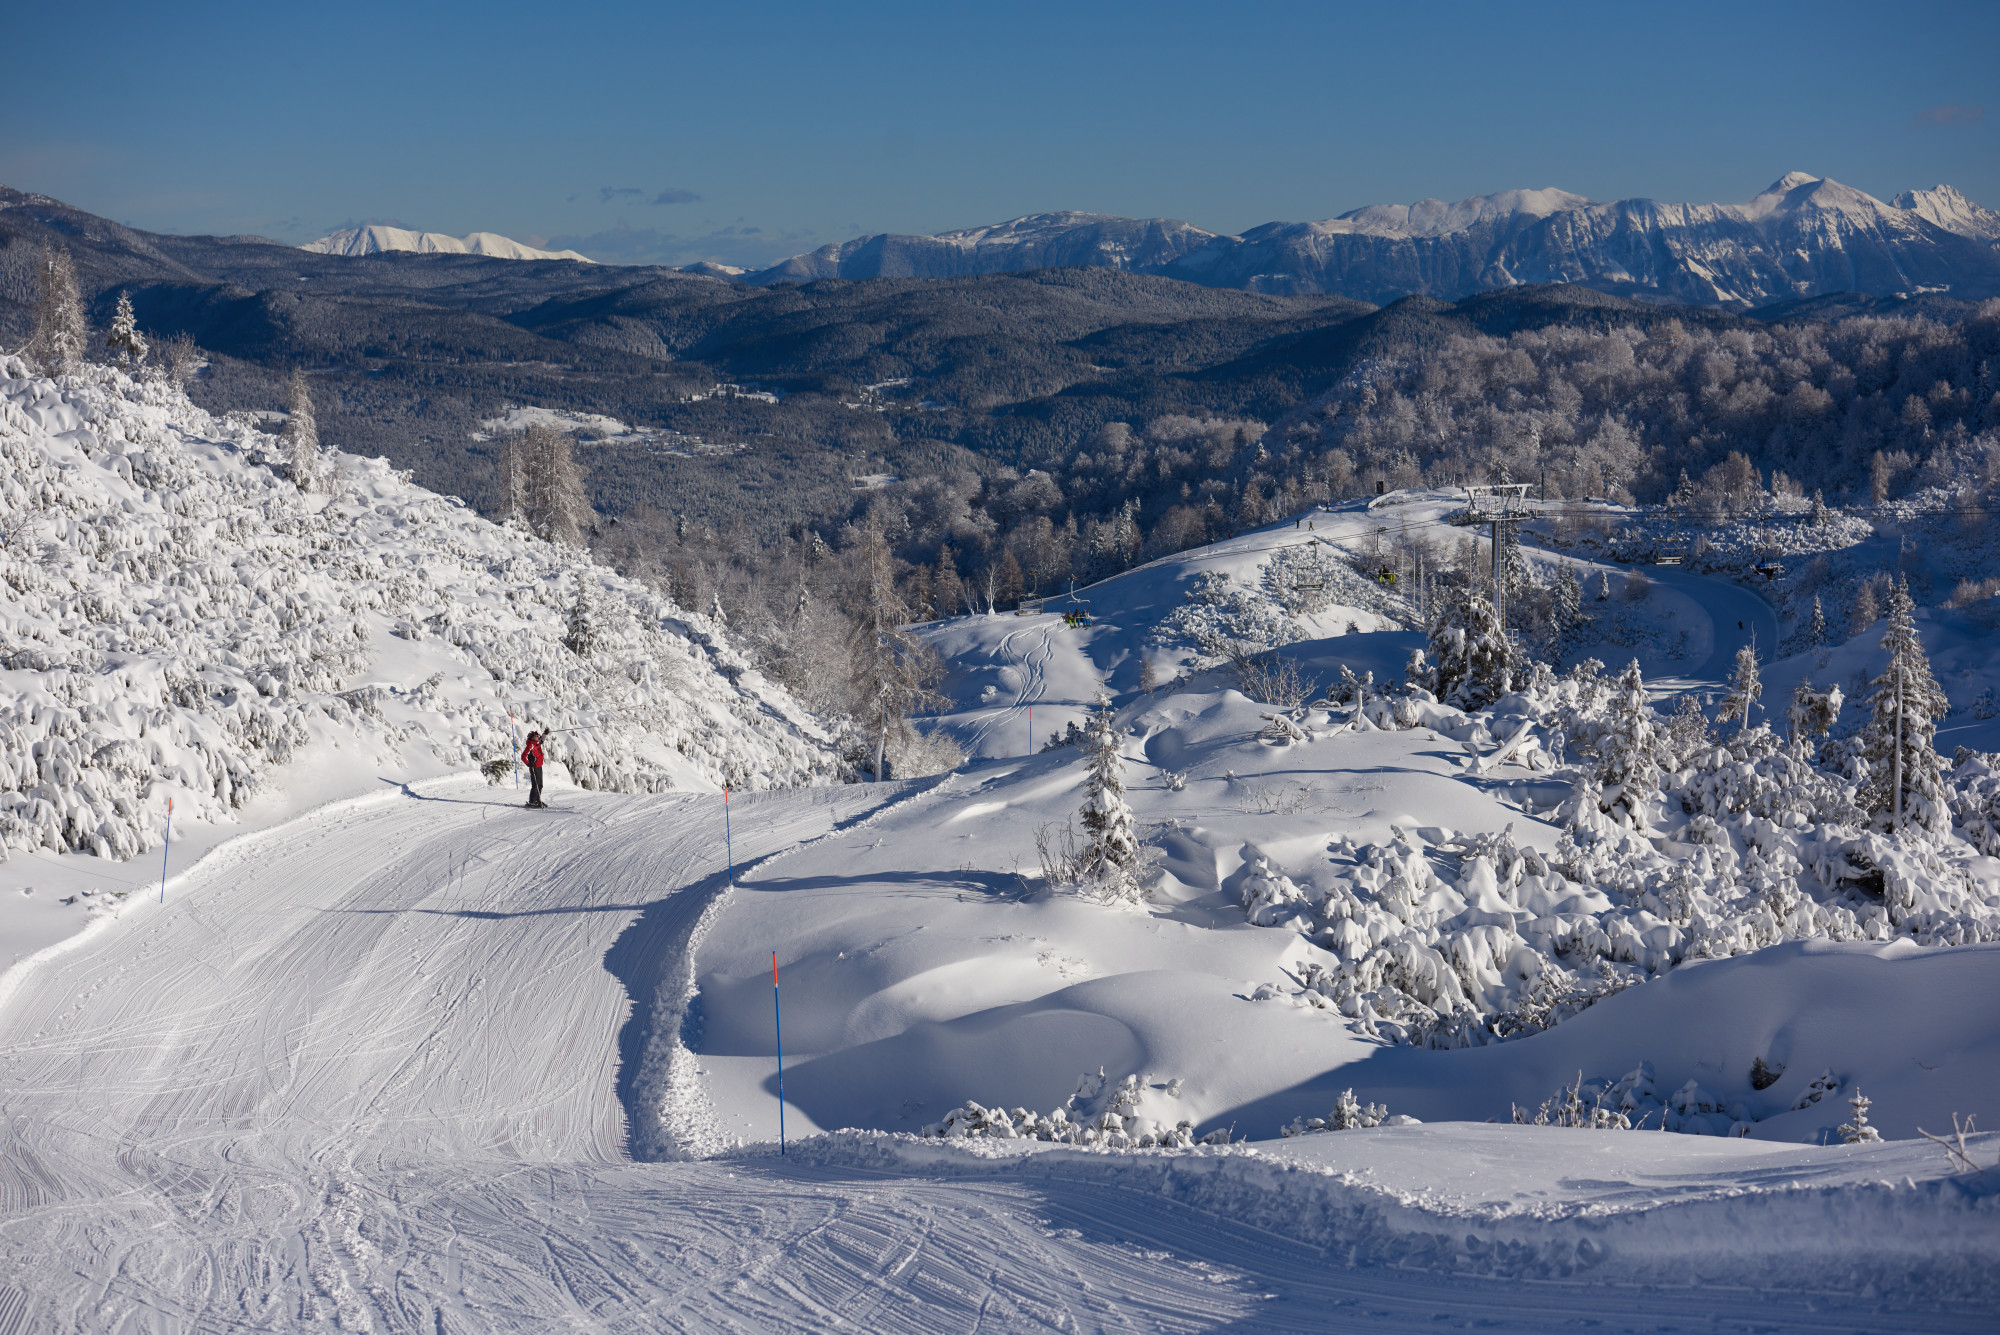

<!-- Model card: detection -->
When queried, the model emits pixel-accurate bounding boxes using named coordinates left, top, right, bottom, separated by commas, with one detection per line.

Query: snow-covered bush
left=1156, top=571, right=1300, bottom=659
left=0, top=359, right=839, bottom=862
left=921, top=1070, right=1202, bottom=1149
left=1279, top=1088, right=1413, bottom=1137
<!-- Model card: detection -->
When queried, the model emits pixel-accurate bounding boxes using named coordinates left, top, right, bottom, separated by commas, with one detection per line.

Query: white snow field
left=2, top=367, right=1999, bottom=1329
left=0, top=777, right=1994, bottom=1332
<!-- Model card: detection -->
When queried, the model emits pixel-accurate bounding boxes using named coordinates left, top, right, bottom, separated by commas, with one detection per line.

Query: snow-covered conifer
left=1597, top=569, right=1611, bottom=602
left=282, top=370, right=323, bottom=492
left=514, top=424, right=592, bottom=546
left=1663, top=690, right=1712, bottom=768
left=28, top=245, right=87, bottom=375
left=1428, top=584, right=1511, bottom=709
left=1788, top=679, right=1843, bottom=753
left=1714, top=640, right=1762, bottom=737
left=565, top=570, right=597, bottom=657
left=1078, top=693, right=1143, bottom=897
left=1547, top=562, right=1587, bottom=660
left=105, top=292, right=148, bottom=367
left=1807, top=595, right=1827, bottom=649
left=1595, top=660, right=1660, bottom=826
left=1838, top=1087, right=1881, bottom=1144
left=1858, top=577, right=1951, bottom=837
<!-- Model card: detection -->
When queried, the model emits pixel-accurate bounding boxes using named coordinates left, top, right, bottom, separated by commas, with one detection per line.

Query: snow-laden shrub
left=920, top=1070, right=1207, bottom=1149
left=1238, top=661, right=2000, bottom=1047
left=1156, top=571, right=1301, bottom=659
left=1280, top=1088, right=1416, bottom=1137
left=0, top=360, right=839, bottom=862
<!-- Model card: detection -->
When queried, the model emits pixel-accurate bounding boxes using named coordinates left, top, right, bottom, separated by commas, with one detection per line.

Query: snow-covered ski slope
left=2, top=371, right=1998, bottom=1326
left=0, top=776, right=1992, bottom=1331
left=0, top=359, right=833, bottom=967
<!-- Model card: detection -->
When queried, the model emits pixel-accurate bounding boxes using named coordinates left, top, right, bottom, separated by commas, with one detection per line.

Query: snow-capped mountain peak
left=1893, top=183, right=2000, bottom=245
left=302, top=224, right=593, bottom=263
left=1329, top=187, right=1596, bottom=238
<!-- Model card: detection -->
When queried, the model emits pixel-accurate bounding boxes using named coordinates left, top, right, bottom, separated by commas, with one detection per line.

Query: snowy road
left=0, top=780, right=1991, bottom=1331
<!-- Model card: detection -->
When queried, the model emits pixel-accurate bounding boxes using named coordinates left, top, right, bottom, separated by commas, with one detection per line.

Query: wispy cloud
left=652, top=188, right=701, bottom=205
left=1912, top=103, right=1985, bottom=128
left=600, top=186, right=645, bottom=202
left=598, top=185, right=704, bottom=206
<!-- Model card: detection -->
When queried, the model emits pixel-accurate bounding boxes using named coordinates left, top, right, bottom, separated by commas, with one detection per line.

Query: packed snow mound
left=0, top=357, right=835, bottom=863
left=301, top=224, right=593, bottom=263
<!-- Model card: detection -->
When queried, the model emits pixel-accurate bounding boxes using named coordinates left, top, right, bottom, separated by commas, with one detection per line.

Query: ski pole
left=159, top=798, right=172, bottom=903
left=773, top=951, right=785, bottom=1155
left=510, top=707, right=518, bottom=790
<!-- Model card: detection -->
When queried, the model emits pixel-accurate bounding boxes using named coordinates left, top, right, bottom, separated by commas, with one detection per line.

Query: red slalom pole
left=772, top=951, right=786, bottom=1155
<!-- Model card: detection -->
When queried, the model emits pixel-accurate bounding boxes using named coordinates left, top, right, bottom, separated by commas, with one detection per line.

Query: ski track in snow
left=958, top=619, right=1059, bottom=760
left=0, top=780, right=1991, bottom=1331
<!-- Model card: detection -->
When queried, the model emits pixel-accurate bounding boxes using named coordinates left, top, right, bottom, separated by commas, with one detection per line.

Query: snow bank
left=796, top=1126, right=2000, bottom=1301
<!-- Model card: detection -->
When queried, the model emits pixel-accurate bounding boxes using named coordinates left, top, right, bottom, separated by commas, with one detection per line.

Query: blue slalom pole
left=159, top=798, right=172, bottom=903
left=772, top=951, right=786, bottom=1155
left=724, top=786, right=733, bottom=878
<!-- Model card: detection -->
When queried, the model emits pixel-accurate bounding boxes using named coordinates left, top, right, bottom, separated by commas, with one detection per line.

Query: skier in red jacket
left=522, top=731, right=546, bottom=808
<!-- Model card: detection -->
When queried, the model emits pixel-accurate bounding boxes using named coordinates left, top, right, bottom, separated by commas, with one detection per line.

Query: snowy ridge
left=302, top=223, right=593, bottom=262
left=0, top=357, right=836, bottom=866
left=747, top=174, right=2000, bottom=304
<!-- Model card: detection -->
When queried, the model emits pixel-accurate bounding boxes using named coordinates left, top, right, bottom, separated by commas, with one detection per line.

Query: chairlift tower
left=1465, top=484, right=1531, bottom=631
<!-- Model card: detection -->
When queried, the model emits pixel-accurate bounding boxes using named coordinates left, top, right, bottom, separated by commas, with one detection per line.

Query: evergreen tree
left=510, top=424, right=592, bottom=546
left=1788, top=679, right=1843, bottom=756
left=1807, top=595, right=1827, bottom=648
left=564, top=570, right=597, bottom=657
left=1547, top=562, right=1587, bottom=661
left=105, top=291, right=148, bottom=367
left=1714, top=639, right=1762, bottom=736
left=1595, top=660, right=1660, bottom=827
left=29, top=245, right=87, bottom=375
left=1428, top=584, right=1512, bottom=708
left=1838, top=1087, right=1881, bottom=1144
left=1857, top=577, right=1951, bottom=837
left=282, top=370, right=323, bottom=492
left=1597, top=569, right=1611, bottom=602
left=1078, top=694, right=1142, bottom=896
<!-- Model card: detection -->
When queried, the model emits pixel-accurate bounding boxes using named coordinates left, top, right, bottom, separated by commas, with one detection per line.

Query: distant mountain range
left=302, top=224, right=592, bottom=263
left=732, top=174, right=2000, bottom=307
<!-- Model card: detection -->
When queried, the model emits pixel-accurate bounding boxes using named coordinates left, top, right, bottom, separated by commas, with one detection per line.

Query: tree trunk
left=875, top=701, right=887, bottom=783
left=1892, top=668, right=1904, bottom=830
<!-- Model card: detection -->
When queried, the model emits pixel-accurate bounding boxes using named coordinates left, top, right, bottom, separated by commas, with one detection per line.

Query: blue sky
left=6, top=0, right=1995, bottom=268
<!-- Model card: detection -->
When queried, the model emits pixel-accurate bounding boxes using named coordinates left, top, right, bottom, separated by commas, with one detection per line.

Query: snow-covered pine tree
left=282, top=370, right=323, bottom=492
left=1595, top=660, right=1660, bottom=827
left=515, top=423, right=592, bottom=546
left=1077, top=693, right=1143, bottom=898
left=1428, top=584, right=1512, bottom=709
left=565, top=569, right=597, bottom=657
left=1597, top=569, right=1611, bottom=602
left=499, top=436, right=528, bottom=525
left=1662, top=690, right=1712, bottom=769
left=105, top=291, right=148, bottom=367
left=708, top=590, right=728, bottom=627
left=849, top=527, right=944, bottom=781
left=1714, top=639, right=1762, bottom=737
left=1858, top=577, right=1951, bottom=837
left=1838, top=1087, right=1881, bottom=1144
left=1547, top=562, right=1586, bottom=661
left=1788, top=679, right=1843, bottom=755
left=1807, top=594, right=1827, bottom=648
left=28, top=245, right=87, bottom=375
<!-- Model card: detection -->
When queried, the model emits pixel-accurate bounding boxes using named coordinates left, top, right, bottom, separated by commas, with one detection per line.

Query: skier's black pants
left=528, top=765, right=543, bottom=805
